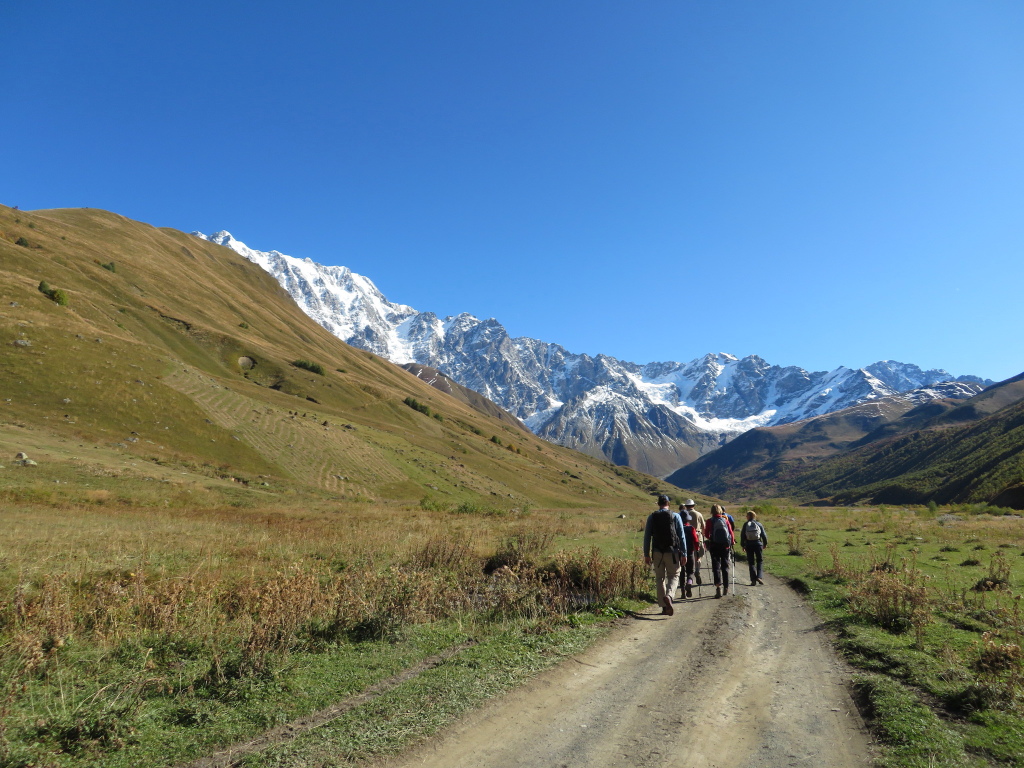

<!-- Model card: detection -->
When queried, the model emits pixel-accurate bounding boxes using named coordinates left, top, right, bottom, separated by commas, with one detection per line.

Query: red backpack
left=683, top=524, right=699, bottom=556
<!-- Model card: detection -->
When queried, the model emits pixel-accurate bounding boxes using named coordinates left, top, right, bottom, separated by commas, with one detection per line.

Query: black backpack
left=651, top=510, right=682, bottom=556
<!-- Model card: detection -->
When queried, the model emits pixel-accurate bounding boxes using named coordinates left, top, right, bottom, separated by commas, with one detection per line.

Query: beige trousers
left=651, top=550, right=681, bottom=606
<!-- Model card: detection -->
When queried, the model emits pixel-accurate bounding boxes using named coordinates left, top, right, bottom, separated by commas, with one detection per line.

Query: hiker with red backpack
left=681, top=500, right=705, bottom=586
left=643, top=495, right=688, bottom=615
left=702, top=504, right=734, bottom=598
left=679, top=511, right=701, bottom=598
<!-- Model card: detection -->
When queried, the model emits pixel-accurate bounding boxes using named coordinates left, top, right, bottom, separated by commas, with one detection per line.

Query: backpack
left=650, top=510, right=682, bottom=556
left=709, top=515, right=733, bottom=546
left=744, top=521, right=762, bottom=543
left=683, top=524, right=699, bottom=556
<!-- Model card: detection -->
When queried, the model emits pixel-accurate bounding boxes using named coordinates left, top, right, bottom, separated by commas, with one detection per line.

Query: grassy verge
left=759, top=503, right=1024, bottom=768
left=237, top=615, right=619, bottom=767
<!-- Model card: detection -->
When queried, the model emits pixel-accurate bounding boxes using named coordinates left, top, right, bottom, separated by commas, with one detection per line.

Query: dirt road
left=383, top=574, right=874, bottom=768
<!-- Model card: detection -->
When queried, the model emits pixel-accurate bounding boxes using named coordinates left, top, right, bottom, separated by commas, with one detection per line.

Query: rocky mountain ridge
left=194, top=230, right=991, bottom=477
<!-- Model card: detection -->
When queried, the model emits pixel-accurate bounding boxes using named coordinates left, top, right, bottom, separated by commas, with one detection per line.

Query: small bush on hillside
left=404, top=397, right=432, bottom=417
left=291, top=359, right=325, bottom=376
left=100, top=261, right=116, bottom=273
left=238, top=321, right=249, bottom=329
left=16, top=236, right=30, bottom=247
left=37, top=281, right=68, bottom=305
left=419, top=495, right=450, bottom=512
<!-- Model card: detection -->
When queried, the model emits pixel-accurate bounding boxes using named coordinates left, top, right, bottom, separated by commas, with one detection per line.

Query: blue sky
left=4, top=1, right=1023, bottom=382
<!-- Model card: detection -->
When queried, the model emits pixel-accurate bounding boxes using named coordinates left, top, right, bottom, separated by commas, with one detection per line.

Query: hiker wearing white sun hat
left=680, top=499, right=705, bottom=590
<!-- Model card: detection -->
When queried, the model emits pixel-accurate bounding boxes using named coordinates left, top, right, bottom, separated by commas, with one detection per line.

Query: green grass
left=2, top=622, right=525, bottom=767
left=237, top=619, right=612, bottom=767
left=763, top=504, right=1024, bottom=768
left=853, top=673, right=979, bottom=768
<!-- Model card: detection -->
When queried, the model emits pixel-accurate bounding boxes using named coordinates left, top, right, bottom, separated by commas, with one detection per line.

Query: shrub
left=412, top=534, right=476, bottom=571
left=100, top=261, right=116, bottom=273
left=419, top=495, right=450, bottom=512
left=291, top=359, right=325, bottom=376
left=16, top=236, right=29, bottom=247
left=848, top=567, right=932, bottom=639
left=238, top=321, right=249, bottom=329
left=485, top=530, right=555, bottom=573
left=403, top=397, right=432, bottom=417
left=38, top=281, right=68, bottom=305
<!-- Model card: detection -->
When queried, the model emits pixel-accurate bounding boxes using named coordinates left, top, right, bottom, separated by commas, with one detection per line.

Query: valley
left=2, top=204, right=1023, bottom=768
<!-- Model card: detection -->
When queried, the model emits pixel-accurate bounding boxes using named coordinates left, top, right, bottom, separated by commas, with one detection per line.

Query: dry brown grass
left=0, top=494, right=651, bottom=753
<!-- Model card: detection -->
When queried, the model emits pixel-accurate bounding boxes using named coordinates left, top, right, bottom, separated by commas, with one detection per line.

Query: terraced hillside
left=0, top=205, right=689, bottom=509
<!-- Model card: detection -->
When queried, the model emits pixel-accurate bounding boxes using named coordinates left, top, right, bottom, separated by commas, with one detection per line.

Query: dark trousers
left=708, top=543, right=731, bottom=588
left=680, top=554, right=695, bottom=595
left=745, top=543, right=763, bottom=582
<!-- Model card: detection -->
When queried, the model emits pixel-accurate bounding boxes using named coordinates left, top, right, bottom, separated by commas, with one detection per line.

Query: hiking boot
left=757, top=578, right=765, bottom=585
left=723, top=586, right=729, bottom=596
left=715, top=587, right=722, bottom=599
left=695, top=573, right=702, bottom=585
left=750, top=580, right=758, bottom=586
left=664, top=596, right=674, bottom=616
left=685, top=584, right=692, bottom=598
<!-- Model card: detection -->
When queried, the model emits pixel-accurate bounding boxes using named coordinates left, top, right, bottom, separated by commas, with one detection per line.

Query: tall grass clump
left=291, top=359, right=326, bottom=375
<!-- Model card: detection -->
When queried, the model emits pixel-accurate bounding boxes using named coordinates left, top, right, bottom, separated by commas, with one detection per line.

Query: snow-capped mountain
left=194, top=231, right=991, bottom=477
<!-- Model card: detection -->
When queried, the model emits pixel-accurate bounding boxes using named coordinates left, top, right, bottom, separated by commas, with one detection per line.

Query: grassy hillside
left=0, top=204, right=704, bottom=510
left=792, top=394, right=1024, bottom=507
left=671, top=374, right=1024, bottom=509
left=667, top=394, right=941, bottom=500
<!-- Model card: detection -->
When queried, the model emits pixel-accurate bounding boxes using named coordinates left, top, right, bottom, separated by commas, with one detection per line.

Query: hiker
left=679, top=510, right=701, bottom=598
left=739, top=510, right=768, bottom=585
left=643, top=495, right=687, bottom=615
left=703, top=504, right=734, bottom=598
left=681, top=500, right=705, bottom=584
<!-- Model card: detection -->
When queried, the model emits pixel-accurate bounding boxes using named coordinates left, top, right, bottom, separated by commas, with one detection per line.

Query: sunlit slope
left=791, top=374, right=1024, bottom=508
left=0, top=205, right=684, bottom=508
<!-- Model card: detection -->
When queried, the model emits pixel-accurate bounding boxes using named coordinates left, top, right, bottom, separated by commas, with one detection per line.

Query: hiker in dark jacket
left=703, top=504, right=734, bottom=598
left=739, top=510, right=768, bottom=585
left=643, top=495, right=687, bottom=615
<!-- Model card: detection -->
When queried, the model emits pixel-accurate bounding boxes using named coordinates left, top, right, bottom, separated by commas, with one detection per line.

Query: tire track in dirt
left=382, top=574, right=874, bottom=768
